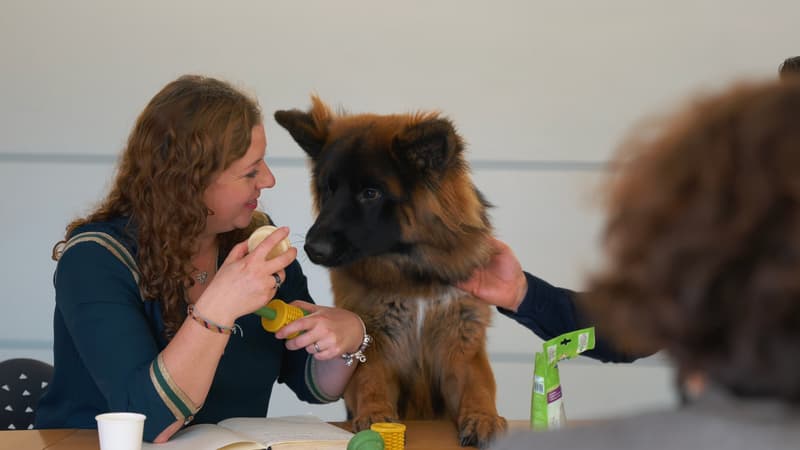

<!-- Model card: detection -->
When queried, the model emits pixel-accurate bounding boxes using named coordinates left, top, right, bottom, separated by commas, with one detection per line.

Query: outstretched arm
left=458, top=237, right=644, bottom=363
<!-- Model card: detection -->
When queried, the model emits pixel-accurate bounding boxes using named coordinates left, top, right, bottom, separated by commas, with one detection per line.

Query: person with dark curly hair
left=493, top=78, right=800, bottom=449
left=779, top=55, right=800, bottom=79
left=34, top=75, right=367, bottom=442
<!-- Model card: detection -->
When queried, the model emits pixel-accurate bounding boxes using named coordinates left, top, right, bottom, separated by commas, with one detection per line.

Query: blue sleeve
left=55, top=242, right=188, bottom=441
left=497, top=272, right=641, bottom=363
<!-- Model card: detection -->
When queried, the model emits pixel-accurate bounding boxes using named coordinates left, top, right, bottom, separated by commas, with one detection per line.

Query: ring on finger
left=272, top=273, right=282, bottom=290
left=313, top=342, right=321, bottom=353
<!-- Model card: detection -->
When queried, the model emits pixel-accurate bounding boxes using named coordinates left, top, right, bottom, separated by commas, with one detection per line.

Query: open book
left=142, top=415, right=354, bottom=450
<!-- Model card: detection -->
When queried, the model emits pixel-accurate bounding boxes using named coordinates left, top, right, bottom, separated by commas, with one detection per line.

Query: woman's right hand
left=194, top=226, right=298, bottom=324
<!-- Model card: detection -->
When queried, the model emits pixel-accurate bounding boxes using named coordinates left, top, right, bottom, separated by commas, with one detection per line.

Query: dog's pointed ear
left=274, top=95, right=332, bottom=159
left=392, top=117, right=463, bottom=174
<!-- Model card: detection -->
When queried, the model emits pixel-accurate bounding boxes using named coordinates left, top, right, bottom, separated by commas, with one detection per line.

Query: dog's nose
left=304, top=240, right=334, bottom=264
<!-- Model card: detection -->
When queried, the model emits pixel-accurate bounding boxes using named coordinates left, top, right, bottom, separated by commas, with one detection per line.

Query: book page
left=141, top=424, right=265, bottom=450
left=218, top=415, right=353, bottom=450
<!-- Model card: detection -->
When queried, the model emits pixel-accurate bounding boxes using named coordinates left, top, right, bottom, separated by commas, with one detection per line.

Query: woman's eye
left=358, top=188, right=382, bottom=202
left=245, top=170, right=258, bottom=178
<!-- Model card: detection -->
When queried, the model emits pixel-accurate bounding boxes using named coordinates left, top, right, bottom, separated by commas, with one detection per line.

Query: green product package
left=531, top=327, right=596, bottom=430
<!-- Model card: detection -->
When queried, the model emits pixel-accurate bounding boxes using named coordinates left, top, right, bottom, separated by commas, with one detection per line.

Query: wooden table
left=0, top=420, right=533, bottom=449
left=1, top=428, right=98, bottom=450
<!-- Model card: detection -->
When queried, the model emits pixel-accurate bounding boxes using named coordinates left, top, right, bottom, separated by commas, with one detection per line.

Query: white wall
left=2, top=0, right=798, bottom=422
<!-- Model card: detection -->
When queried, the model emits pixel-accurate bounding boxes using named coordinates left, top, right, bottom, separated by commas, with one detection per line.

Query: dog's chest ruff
left=413, top=287, right=461, bottom=338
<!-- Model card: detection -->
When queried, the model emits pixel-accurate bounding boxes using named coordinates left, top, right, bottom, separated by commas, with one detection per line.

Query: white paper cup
left=95, top=412, right=146, bottom=450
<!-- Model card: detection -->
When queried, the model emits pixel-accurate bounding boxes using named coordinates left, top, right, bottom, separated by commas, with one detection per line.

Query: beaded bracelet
left=341, top=317, right=372, bottom=367
left=186, top=304, right=243, bottom=337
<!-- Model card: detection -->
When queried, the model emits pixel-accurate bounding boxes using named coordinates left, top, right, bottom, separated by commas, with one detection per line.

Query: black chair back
left=0, top=358, right=53, bottom=430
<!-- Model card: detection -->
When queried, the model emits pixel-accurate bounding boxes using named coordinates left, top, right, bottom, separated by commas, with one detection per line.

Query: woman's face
left=203, top=124, right=275, bottom=235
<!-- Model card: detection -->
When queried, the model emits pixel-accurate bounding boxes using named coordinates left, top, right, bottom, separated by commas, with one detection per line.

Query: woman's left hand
left=275, top=300, right=364, bottom=360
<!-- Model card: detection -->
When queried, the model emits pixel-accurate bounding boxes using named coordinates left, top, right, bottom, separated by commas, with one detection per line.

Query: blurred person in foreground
left=493, top=78, right=800, bottom=449
left=779, top=55, right=800, bottom=79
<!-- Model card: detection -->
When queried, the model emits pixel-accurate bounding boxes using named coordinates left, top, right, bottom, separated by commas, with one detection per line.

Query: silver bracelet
left=342, top=317, right=372, bottom=367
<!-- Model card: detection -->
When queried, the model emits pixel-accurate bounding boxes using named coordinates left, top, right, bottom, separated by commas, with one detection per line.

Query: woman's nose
left=258, top=161, right=276, bottom=189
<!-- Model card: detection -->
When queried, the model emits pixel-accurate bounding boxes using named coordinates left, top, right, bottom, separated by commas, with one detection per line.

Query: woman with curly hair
left=35, top=75, right=366, bottom=442
left=494, top=78, right=800, bottom=449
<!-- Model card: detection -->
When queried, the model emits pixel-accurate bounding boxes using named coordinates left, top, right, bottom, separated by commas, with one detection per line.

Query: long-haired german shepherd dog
left=275, top=97, right=507, bottom=448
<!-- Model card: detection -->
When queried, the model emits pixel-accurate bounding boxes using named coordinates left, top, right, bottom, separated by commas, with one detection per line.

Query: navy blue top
left=497, top=272, right=641, bottom=363
left=35, top=216, right=331, bottom=441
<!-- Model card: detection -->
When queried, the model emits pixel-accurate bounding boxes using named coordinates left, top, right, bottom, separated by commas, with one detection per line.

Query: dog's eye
left=357, top=188, right=382, bottom=202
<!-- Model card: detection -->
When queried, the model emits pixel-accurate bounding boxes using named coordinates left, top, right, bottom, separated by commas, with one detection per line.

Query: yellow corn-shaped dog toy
left=370, top=423, right=405, bottom=450
left=254, top=299, right=308, bottom=338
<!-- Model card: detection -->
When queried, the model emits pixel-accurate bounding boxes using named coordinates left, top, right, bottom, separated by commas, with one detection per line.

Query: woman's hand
left=457, top=237, right=528, bottom=312
left=276, top=301, right=365, bottom=361
left=195, top=226, right=298, bottom=324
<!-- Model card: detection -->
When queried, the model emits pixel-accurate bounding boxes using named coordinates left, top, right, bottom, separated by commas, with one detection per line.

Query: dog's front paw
left=458, top=412, right=507, bottom=449
left=351, top=412, right=399, bottom=432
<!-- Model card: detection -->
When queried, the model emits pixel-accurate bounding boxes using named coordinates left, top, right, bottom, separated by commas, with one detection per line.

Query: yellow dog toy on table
left=370, top=422, right=406, bottom=450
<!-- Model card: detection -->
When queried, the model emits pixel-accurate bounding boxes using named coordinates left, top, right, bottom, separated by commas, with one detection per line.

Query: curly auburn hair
left=584, top=78, right=800, bottom=403
left=59, top=74, right=267, bottom=337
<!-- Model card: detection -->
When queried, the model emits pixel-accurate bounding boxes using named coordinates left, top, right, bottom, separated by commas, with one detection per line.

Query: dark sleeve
left=55, top=243, right=194, bottom=441
left=273, top=260, right=337, bottom=403
left=497, top=272, right=641, bottom=363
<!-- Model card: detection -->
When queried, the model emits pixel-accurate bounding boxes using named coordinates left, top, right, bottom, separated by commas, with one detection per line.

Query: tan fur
left=331, top=270, right=503, bottom=431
